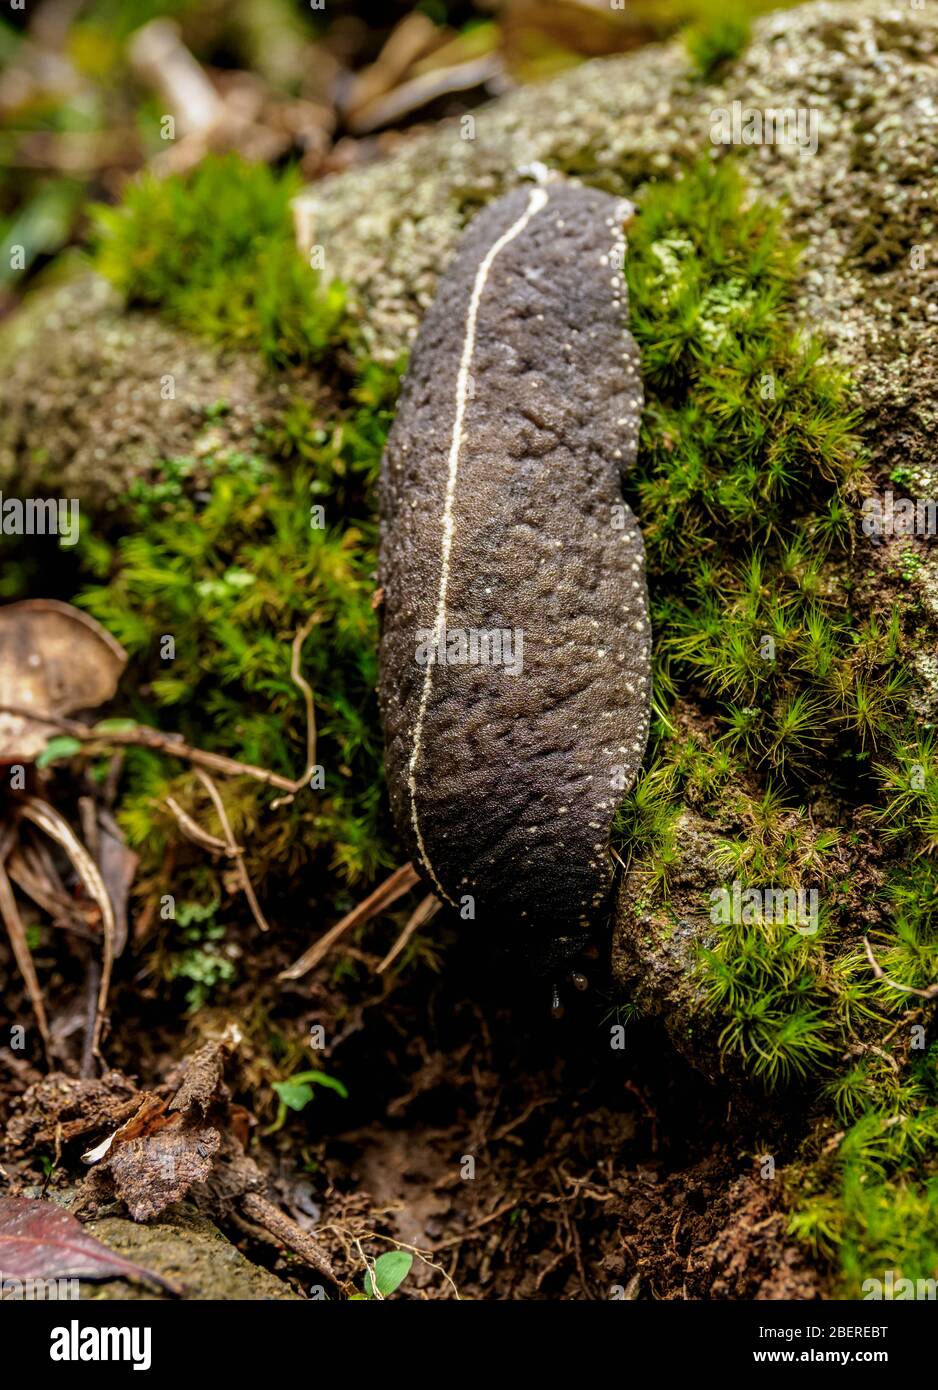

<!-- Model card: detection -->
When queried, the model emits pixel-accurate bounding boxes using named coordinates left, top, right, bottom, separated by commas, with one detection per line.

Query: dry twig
left=377, top=892, right=440, bottom=973
left=280, top=861, right=420, bottom=982
left=18, top=797, right=116, bottom=1065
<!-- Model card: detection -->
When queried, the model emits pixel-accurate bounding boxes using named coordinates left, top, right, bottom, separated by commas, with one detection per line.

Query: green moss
left=684, top=12, right=750, bottom=79
left=791, top=1042, right=938, bottom=1292
left=70, top=313, right=402, bottom=999
left=617, top=159, right=936, bottom=1289
left=92, top=156, right=350, bottom=370
left=76, top=390, right=399, bottom=887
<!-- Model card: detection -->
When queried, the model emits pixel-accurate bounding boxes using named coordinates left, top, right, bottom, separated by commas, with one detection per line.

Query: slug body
left=378, top=182, right=650, bottom=951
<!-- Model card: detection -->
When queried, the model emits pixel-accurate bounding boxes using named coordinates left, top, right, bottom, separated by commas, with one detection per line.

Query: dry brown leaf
left=82, top=1093, right=220, bottom=1221
left=81, top=1031, right=239, bottom=1220
left=0, top=599, right=126, bottom=763
left=341, top=12, right=449, bottom=122
left=345, top=53, right=504, bottom=135
left=19, top=796, right=117, bottom=1062
left=168, top=1030, right=237, bottom=1116
left=94, top=809, right=138, bottom=959
left=105, top=1120, right=221, bottom=1221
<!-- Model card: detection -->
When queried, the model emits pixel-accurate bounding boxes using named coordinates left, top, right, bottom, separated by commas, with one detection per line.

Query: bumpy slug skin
left=378, top=182, right=650, bottom=940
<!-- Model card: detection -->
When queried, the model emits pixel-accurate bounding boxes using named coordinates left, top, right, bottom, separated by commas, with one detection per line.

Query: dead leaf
left=81, top=1093, right=168, bottom=1165
left=169, top=1031, right=236, bottom=1116
left=0, top=1196, right=179, bottom=1293
left=105, top=1120, right=221, bottom=1221
left=341, top=12, right=449, bottom=123
left=82, top=1094, right=221, bottom=1221
left=19, top=796, right=117, bottom=1063
left=81, top=1031, right=239, bottom=1220
left=345, top=53, right=505, bottom=135
left=94, top=810, right=138, bottom=959
left=0, top=600, right=126, bottom=763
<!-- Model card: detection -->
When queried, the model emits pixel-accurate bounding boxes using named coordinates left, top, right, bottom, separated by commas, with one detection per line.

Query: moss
left=92, top=156, right=351, bottom=371
left=614, top=159, right=937, bottom=1288
left=74, top=388, right=399, bottom=907
left=683, top=12, right=750, bottom=79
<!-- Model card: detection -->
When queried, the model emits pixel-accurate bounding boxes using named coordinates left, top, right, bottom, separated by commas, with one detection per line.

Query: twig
left=165, top=796, right=230, bottom=854
left=377, top=893, right=440, bottom=973
left=863, top=936, right=938, bottom=1000
left=0, top=826, right=51, bottom=1060
left=196, top=771, right=271, bottom=934
left=270, top=616, right=319, bottom=809
left=279, top=861, right=421, bottom=982
left=19, top=797, right=116, bottom=1064
left=239, top=1192, right=336, bottom=1285
left=1, top=619, right=320, bottom=804
left=165, top=777, right=271, bottom=934
left=0, top=704, right=300, bottom=792
left=128, top=18, right=224, bottom=139
left=353, top=1237, right=382, bottom=1299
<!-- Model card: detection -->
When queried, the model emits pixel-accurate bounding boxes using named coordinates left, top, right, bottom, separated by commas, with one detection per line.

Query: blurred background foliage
left=0, top=0, right=789, bottom=311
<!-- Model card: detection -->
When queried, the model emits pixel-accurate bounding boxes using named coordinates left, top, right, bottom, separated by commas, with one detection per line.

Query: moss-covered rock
left=0, top=272, right=326, bottom=515
left=294, top=0, right=937, bottom=481
left=612, top=810, right=723, bottom=1082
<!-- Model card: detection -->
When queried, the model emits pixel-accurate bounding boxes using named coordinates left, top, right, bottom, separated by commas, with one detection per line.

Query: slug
left=378, top=180, right=650, bottom=963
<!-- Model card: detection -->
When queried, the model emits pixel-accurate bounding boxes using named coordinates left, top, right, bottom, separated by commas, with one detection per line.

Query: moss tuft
left=684, top=12, right=750, bottom=79
left=92, top=156, right=350, bottom=370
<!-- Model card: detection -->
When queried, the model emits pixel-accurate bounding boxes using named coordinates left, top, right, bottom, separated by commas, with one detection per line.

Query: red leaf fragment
left=0, top=1196, right=180, bottom=1294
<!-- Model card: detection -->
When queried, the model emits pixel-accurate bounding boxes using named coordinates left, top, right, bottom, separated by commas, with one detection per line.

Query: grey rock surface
left=0, top=273, right=323, bottom=513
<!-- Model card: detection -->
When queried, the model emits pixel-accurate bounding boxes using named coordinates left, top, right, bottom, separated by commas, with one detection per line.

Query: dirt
left=1, top=908, right=821, bottom=1300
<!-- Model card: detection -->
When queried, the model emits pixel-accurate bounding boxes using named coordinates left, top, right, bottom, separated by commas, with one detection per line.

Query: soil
left=2, top=914, right=821, bottom=1300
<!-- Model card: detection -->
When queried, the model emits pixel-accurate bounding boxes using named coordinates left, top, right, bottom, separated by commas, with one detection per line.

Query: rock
left=0, top=273, right=323, bottom=515
left=294, top=0, right=937, bottom=481
left=80, top=1205, right=298, bottom=1301
left=611, top=810, right=726, bottom=1082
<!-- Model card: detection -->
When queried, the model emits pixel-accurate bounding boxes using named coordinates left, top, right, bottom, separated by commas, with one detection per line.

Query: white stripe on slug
left=407, top=185, right=550, bottom=904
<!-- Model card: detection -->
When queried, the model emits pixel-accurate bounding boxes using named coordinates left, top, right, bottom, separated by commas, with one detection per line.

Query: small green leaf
left=272, top=1079, right=314, bottom=1112
left=289, top=1069, right=349, bottom=1100
left=92, top=718, right=139, bottom=735
left=36, top=736, right=83, bottom=768
left=364, top=1250, right=413, bottom=1299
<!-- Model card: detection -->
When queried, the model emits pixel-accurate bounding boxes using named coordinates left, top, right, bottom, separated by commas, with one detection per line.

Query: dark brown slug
left=377, top=180, right=650, bottom=954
